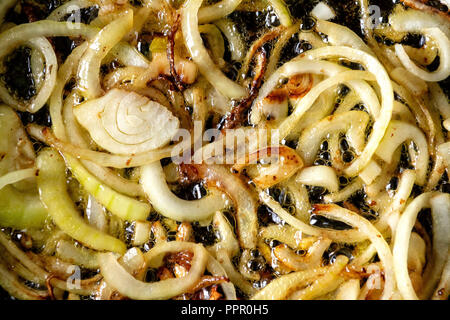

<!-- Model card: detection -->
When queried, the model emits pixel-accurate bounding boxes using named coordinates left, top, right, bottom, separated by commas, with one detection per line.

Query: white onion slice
left=295, top=166, right=339, bottom=193
left=181, top=0, right=247, bottom=99
left=311, top=2, right=336, bottom=21
left=140, top=162, right=227, bottom=222
left=375, top=121, right=429, bottom=185
left=314, top=204, right=396, bottom=300
left=297, top=111, right=370, bottom=166
left=74, top=89, right=180, bottom=155
left=99, top=242, right=208, bottom=300
left=393, top=192, right=448, bottom=300
left=198, top=0, right=243, bottom=24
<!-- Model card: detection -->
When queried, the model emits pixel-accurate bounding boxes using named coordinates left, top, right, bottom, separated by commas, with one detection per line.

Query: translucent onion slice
left=268, top=0, right=293, bottom=27
left=422, top=193, right=450, bottom=299
left=0, top=168, right=36, bottom=191
left=233, top=146, right=304, bottom=189
left=389, top=10, right=450, bottom=82
left=289, top=256, right=347, bottom=300
left=64, top=155, right=151, bottom=221
left=295, top=166, right=340, bottom=193
left=297, top=111, right=370, bottom=166
left=214, top=19, right=245, bottom=61
left=195, top=164, right=259, bottom=250
left=73, top=89, right=180, bottom=155
left=181, top=0, right=247, bottom=99
left=0, top=36, right=57, bottom=113
left=36, top=148, right=126, bottom=254
left=375, top=121, right=429, bottom=186
left=313, top=204, right=396, bottom=300
left=250, top=256, right=348, bottom=300
left=140, top=162, right=227, bottom=222
left=315, top=20, right=371, bottom=53
left=259, top=191, right=367, bottom=242
left=393, top=192, right=448, bottom=300
left=304, top=46, right=394, bottom=177
left=211, top=211, right=240, bottom=258
left=393, top=28, right=450, bottom=82
left=77, top=10, right=133, bottom=99
left=99, top=241, right=208, bottom=300
left=198, top=0, right=243, bottom=24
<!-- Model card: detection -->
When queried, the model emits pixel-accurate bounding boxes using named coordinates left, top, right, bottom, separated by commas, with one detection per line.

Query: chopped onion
left=311, top=2, right=336, bottom=21
left=132, top=221, right=151, bottom=246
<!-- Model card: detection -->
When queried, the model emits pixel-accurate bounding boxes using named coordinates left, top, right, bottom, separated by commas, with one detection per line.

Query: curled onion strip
left=99, top=241, right=208, bottom=300
left=304, top=46, right=394, bottom=177
left=140, top=162, right=227, bottom=222
left=77, top=10, right=133, bottom=99
left=27, top=124, right=189, bottom=168
left=0, top=36, right=57, bottom=113
left=296, top=166, right=340, bottom=193
left=394, top=28, right=450, bottom=82
left=250, top=256, right=346, bottom=300
left=393, top=192, right=449, bottom=299
left=375, top=121, right=429, bottom=185
left=47, top=0, right=95, bottom=21
left=214, top=19, right=245, bottom=62
left=233, top=146, right=304, bottom=189
left=297, top=111, right=370, bottom=166
left=313, top=204, right=396, bottom=300
left=181, top=0, right=247, bottom=99
left=198, top=0, right=243, bottom=24
left=0, top=168, right=36, bottom=191
left=259, top=191, right=367, bottom=242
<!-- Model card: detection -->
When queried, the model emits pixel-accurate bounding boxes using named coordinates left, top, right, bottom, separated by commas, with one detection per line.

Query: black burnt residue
left=2, top=47, right=36, bottom=101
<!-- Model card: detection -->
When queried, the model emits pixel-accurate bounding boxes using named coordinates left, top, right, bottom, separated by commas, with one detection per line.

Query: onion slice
left=73, top=89, right=180, bottom=155
left=181, top=0, right=247, bottom=99
left=140, top=162, right=227, bottom=222
left=99, top=241, right=208, bottom=300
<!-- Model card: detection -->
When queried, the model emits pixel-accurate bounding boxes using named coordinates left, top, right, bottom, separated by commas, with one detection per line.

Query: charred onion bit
left=233, top=146, right=304, bottom=188
left=167, top=14, right=186, bottom=92
left=220, top=48, right=268, bottom=129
